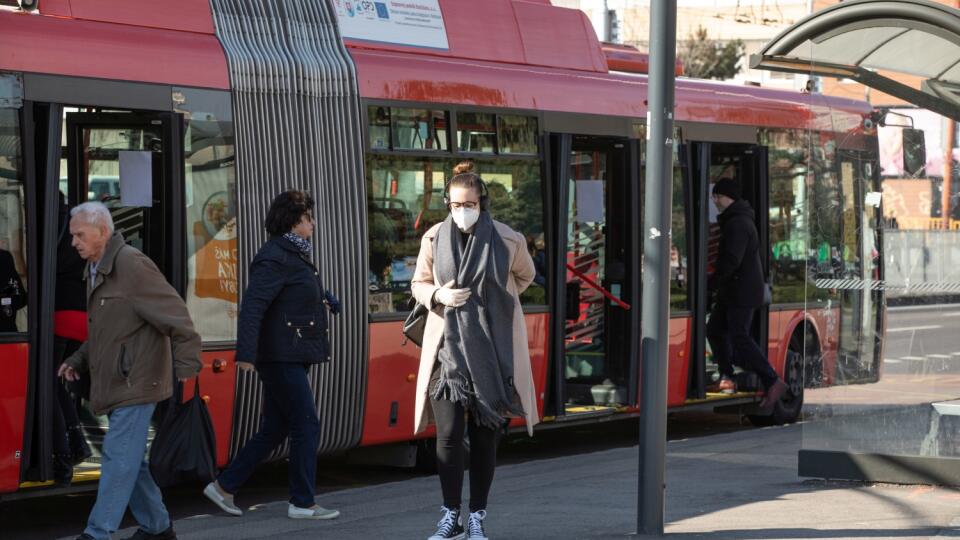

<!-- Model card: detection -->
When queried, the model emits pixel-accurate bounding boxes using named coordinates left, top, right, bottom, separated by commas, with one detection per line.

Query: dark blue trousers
left=217, top=363, right=320, bottom=508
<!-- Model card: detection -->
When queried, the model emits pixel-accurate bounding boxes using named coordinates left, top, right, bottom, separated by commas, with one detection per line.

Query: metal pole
left=638, top=0, right=677, bottom=536
left=943, top=118, right=955, bottom=227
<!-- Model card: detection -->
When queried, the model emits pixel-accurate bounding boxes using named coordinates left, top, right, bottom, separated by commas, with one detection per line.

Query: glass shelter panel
left=800, top=74, right=960, bottom=482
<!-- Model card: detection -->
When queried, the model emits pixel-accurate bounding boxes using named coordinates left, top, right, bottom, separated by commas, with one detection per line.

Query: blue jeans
left=85, top=403, right=170, bottom=540
left=218, top=363, right=320, bottom=508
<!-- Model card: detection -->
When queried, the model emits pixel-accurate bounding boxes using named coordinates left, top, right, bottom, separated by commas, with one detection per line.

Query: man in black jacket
left=706, top=179, right=787, bottom=408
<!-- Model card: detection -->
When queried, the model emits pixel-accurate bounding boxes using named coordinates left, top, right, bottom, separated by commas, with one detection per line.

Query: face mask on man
left=451, top=207, right=480, bottom=231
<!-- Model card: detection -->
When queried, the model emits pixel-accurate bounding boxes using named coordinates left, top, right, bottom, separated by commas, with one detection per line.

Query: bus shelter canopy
left=751, top=0, right=960, bottom=121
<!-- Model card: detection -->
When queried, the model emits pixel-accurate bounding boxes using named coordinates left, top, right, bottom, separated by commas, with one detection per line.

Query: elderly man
left=59, top=202, right=201, bottom=540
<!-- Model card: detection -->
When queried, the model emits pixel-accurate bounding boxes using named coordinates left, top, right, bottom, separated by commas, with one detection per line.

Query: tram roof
left=752, top=0, right=960, bottom=121
left=0, top=0, right=870, bottom=131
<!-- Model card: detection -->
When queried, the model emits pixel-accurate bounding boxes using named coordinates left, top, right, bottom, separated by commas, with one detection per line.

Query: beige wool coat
left=411, top=220, right=540, bottom=436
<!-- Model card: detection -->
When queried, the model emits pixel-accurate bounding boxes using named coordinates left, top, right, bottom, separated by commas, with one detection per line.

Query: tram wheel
left=748, top=328, right=812, bottom=426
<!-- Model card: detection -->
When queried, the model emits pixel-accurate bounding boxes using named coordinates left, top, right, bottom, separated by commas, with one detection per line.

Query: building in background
left=559, top=0, right=960, bottom=224
left=554, top=0, right=811, bottom=89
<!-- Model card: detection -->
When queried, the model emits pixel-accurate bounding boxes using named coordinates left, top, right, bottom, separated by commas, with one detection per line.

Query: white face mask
left=451, top=207, right=480, bottom=231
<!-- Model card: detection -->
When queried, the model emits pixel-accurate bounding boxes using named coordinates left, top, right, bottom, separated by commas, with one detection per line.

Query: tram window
left=0, top=109, right=27, bottom=333
left=498, top=115, right=538, bottom=155
left=457, top=112, right=496, bottom=153
left=182, top=94, right=238, bottom=342
left=391, top=108, right=447, bottom=151
left=475, top=159, right=546, bottom=304
left=365, top=155, right=545, bottom=312
left=369, top=106, right=390, bottom=150
left=367, top=155, right=453, bottom=313
left=764, top=129, right=809, bottom=304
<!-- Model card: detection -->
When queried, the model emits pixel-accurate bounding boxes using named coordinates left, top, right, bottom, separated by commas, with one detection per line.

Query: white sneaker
left=466, top=510, right=488, bottom=540
left=203, top=482, right=242, bottom=516
left=288, top=503, right=340, bottom=520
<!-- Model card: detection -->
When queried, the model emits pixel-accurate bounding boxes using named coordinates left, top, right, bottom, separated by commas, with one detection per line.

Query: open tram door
left=546, top=134, right=640, bottom=419
left=685, top=141, right=771, bottom=401
left=21, top=107, right=184, bottom=487
left=64, top=112, right=185, bottom=286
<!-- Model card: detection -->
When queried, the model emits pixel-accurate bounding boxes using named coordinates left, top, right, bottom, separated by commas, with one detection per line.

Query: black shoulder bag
left=401, top=233, right=440, bottom=347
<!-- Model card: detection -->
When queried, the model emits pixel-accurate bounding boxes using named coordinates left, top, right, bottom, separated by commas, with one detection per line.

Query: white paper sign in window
left=333, top=0, right=449, bottom=50
left=576, top=180, right=604, bottom=223
left=119, top=151, right=153, bottom=207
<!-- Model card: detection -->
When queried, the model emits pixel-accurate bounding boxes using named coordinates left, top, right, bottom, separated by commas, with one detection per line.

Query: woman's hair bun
left=452, top=160, right=475, bottom=175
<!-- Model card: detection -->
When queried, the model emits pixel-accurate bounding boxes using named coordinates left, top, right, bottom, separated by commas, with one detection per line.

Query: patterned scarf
left=283, top=232, right=312, bottom=254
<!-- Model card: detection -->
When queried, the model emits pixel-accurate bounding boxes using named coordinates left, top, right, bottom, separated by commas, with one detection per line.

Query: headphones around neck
left=442, top=173, right=490, bottom=211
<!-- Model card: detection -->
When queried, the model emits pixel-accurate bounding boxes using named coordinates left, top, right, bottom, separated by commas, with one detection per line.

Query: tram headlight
left=17, top=0, right=38, bottom=11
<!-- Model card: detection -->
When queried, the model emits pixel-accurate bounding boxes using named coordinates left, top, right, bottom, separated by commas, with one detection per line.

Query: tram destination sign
left=333, top=0, right=449, bottom=50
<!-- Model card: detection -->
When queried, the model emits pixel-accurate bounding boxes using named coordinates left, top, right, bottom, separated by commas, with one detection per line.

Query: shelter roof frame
left=751, top=0, right=960, bottom=121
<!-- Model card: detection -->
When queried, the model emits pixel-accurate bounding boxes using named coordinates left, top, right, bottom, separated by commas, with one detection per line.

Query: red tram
left=0, top=0, right=882, bottom=498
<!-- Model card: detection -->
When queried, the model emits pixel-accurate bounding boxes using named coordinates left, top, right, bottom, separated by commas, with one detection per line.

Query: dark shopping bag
left=149, top=379, right=217, bottom=488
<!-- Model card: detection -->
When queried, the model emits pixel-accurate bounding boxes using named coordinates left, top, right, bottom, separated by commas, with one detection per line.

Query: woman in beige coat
left=411, top=161, right=538, bottom=540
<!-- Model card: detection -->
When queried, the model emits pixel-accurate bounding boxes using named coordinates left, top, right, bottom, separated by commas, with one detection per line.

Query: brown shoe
left=707, top=376, right=736, bottom=394
left=760, top=379, right=788, bottom=409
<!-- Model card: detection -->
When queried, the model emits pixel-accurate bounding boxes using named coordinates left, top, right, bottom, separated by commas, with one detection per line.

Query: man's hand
left=58, top=363, right=79, bottom=382
left=237, top=361, right=255, bottom=373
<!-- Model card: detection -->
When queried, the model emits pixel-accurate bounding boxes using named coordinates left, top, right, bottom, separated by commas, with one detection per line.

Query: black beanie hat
left=712, top=179, right=741, bottom=200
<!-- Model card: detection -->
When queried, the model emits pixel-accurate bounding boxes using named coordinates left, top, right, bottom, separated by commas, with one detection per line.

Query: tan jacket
left=411, top=221, right=539, bottom=436
left=65, top=233, right=202, bottom=415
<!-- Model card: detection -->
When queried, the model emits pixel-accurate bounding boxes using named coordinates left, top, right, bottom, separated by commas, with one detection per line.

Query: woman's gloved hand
left=324, top=289, right=341, bottom=315
left=433, top=280, right=471, bottom=307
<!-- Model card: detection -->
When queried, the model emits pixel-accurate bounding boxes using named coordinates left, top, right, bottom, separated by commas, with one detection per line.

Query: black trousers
left=706, top=303, right=778, bottom=390
left=430, top=397, right=499, bottom=513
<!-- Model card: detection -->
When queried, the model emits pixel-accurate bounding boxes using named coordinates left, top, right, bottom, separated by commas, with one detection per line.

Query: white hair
left=70, top=201, right=115, bottom=234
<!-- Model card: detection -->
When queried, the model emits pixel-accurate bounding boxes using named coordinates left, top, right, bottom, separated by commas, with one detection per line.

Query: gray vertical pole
left=638, top=0, right=677, bottom=535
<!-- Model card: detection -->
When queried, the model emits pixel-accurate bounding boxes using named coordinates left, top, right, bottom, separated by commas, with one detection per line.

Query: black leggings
left=430, top=397, right=499, bottom=512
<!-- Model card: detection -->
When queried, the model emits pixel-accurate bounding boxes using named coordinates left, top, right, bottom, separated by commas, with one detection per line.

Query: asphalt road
left=883, top=304, right=960, bottom=373
left=1, top=411, right=751, bottom=540
left=6, top=304, right=956, bottom=539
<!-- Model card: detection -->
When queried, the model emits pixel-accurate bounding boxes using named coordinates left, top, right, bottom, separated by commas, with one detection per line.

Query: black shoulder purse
left=401, top=233, right=440, bottom=347
left=402, top=300, right=429, bottom=347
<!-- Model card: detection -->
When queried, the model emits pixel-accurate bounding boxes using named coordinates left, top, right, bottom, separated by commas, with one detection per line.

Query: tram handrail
left=565, top=263, right=632, bottom=310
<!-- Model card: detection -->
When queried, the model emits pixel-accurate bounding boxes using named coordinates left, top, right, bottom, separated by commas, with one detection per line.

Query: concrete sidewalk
left=108, top=424, right=960, bottom=539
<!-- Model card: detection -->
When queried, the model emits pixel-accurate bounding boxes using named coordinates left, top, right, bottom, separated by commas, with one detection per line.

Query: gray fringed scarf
left=433, top=212, right=525, bottom=430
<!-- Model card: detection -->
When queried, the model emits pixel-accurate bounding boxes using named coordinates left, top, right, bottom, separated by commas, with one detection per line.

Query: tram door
left=687, top=142, right=770, bottom=398
left=64, top=112, right=184, bottom=288
left=560, top=136, right=635, bottom=411
left=23, top=109, right=184, bottom=483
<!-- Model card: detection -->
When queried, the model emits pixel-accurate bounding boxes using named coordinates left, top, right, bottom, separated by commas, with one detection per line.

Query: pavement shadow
left=629, top=526, right=959, bottom=539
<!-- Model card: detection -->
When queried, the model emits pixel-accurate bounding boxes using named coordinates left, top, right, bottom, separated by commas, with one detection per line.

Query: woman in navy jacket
left=203, top=190, right=341, bottom=521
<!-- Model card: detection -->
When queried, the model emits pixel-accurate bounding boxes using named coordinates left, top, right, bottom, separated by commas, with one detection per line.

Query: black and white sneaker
left=428, top=506, right=465, bottom=540
left=466, top=510, right=488, bottom=540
